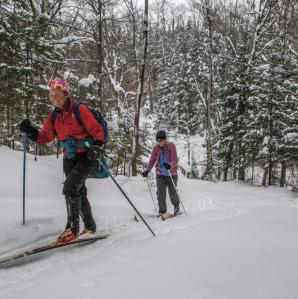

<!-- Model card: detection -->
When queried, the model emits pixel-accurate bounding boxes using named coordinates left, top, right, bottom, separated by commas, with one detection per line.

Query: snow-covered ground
left=0, top=146, right=298, bottom=299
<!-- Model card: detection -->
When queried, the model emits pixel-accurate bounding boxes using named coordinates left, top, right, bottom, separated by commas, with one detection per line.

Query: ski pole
left=145, top=177, right=157, bottom=211
left=22, top=133, right=27, bottom=225
left=98, top=159, right=156, bottom=237
left=168, top=170, right=187, bottom=214
left=34, top=142, right=37, bottom=161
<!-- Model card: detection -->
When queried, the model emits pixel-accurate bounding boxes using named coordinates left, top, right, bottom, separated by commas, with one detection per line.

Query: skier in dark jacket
left=141, top=130, right=180, bottom=216
left=19, top=77, right=105, bottom=244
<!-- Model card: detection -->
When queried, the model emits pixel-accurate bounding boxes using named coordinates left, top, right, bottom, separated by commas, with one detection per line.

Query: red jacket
left=37, top=98, right=105, bottom=154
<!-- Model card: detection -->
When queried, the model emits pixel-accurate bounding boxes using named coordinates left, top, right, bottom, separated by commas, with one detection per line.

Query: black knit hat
left=156, top=130, right=167, bottom=140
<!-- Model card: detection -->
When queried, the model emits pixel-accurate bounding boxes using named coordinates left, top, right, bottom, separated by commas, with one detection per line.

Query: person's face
left=50, top=88, right=68, bottom=108
left=156, top=139, right=166, bottom=146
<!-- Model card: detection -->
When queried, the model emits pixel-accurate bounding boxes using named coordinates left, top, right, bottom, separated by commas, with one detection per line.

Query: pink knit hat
left=48, top=77, right=70, bottom=94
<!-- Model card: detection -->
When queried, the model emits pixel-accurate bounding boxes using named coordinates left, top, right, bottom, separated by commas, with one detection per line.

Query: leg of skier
left=156, top=175, right=167, bottom=215
left=57, top=154, right=92, bottom=243
left=80, top=184, right=96, bottom=235
left=167, top=175, right=180, bottom=215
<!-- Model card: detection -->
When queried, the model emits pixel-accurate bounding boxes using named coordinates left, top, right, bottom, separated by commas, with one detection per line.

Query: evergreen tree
left=215, top=49, right=251, bottom=181
left=0, top=0, right=63, bottom=149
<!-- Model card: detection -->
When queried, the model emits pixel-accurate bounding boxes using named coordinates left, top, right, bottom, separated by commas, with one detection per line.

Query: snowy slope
left=0, top=147, right=298, bottom=299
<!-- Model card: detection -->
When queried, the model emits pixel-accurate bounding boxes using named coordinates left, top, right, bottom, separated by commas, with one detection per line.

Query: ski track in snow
left=0, top=178, right=245, bottom=298
left=1, top=147, right=297, bottom=299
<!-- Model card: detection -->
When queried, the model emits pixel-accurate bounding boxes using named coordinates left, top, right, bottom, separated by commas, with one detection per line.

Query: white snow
left=78, top=74, right=96, bottom=87
left=0, top=146, right=298, bottom=299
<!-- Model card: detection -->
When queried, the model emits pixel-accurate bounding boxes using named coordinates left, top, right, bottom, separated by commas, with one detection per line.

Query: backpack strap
left=73, top=102, right=84, bottom=126
left=51, top=110, right=59, bottom=136
left=51, top=110, right=58, bottom=125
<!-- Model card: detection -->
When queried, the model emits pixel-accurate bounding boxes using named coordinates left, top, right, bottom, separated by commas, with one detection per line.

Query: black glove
left=87, top=141, right=104, bottom=161
left=141, top=170, right=149, bottom=177
left=163, top=162, right=171, bottom=170
left=19, top=119, right=39, bottom=141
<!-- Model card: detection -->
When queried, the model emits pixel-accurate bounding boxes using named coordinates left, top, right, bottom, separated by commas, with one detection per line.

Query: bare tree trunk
left=251, top=158, right=256, bottom=183
left=268, top=110, right=273, bottom=186
left=124, top=153, right=126, bottom=176
left=280, top=160, right=286, bottom=187
left=238, top=167, right=245, bottom=181
left=147, top=68, right=153, bottom=113
left=268, top=158, right=273, bottom=186
left=96, top=0, right=104, bottom=111
left=262, top=166, right=268, bottom=187
left=187, top=141, right=191, bottom=166
left=224, top=142, right=234, bottom=181
left=11, top=106, right=15, bottom=149
left=6, top=107, right=10, bottom=147
left=202, top=0, right=214, bottom=181
left=131, top=0, right=149, bottom=176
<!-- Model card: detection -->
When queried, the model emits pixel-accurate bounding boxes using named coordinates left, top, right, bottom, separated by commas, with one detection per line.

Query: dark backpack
left=51, top=102, right=109, bottom=144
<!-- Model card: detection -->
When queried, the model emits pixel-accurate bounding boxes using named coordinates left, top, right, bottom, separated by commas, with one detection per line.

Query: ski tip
left=77, top=234, right=109, bottom=241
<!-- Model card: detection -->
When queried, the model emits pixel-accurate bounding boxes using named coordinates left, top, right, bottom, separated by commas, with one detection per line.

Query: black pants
left=156, top=175, right=179, bottom=213
left=62, top=153, right=96, bottom=234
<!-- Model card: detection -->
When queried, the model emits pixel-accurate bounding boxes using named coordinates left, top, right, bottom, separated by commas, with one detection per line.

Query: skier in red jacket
left=19, top=77, right=105, bottom=244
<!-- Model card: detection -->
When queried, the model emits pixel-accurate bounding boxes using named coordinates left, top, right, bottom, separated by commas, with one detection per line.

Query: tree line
left=1, top=0, right=298, bottom=187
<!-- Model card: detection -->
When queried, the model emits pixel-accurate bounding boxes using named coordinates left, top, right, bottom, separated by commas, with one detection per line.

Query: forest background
left=1, top=0, right=298, bottom=188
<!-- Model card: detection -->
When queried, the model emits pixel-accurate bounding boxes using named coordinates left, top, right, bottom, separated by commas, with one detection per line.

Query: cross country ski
left=161, top=212, right=183, bottom=221
left=0, top=234, right=109, bottom=266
